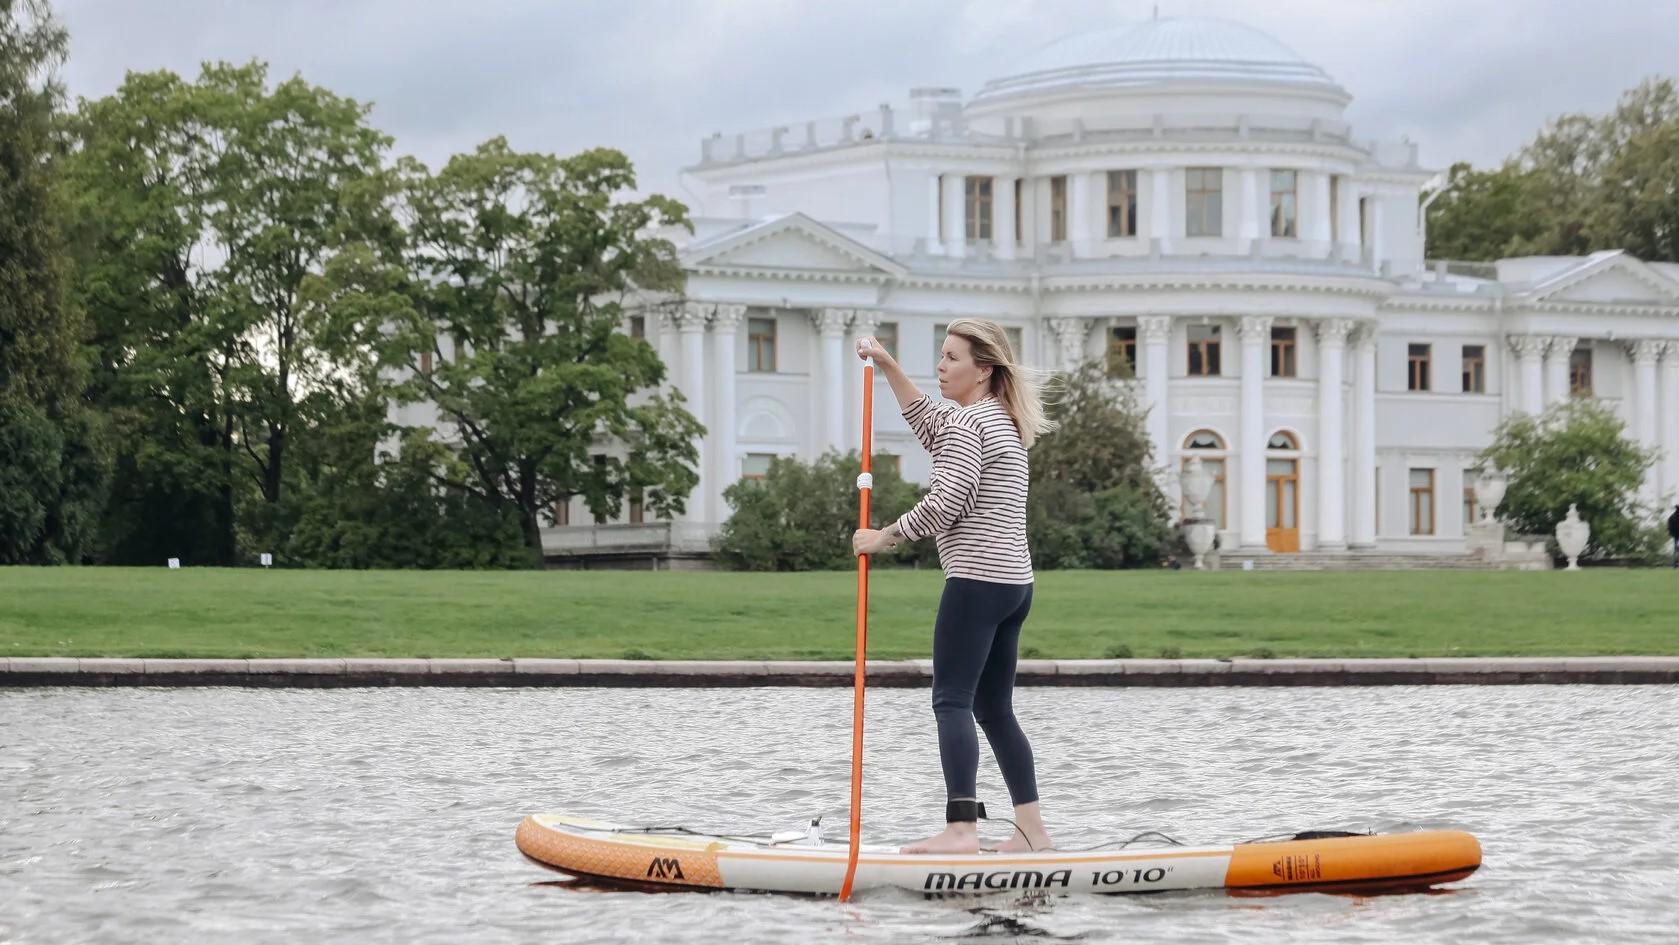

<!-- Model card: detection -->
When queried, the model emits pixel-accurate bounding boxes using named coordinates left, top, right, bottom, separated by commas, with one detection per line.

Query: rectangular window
left=1329, top=177, right=1339, bottom=244
left=1014, top=178, right=1023, bottom=243
left=1106, top=170, right=1138, bottom=238
left=748, top=317, right=777, bottom=373
left=965, top=176, right=994, bottom=241
left=742, top=453, right=775, bottom=480
left=936, top=174, right=945, bottom=243
left=1107, top=326, right=1138, bottom=377
left=1049, top=176, right=1068, bottom=242
left=629, top=314, right=646, bottom=340
left=1407, top=343, right=1431, bottom=391
left=1358, top=196, right=1370, bottom=248
left=876, top=321, right=898, bottom=359
left=418, top=350, right=433, bottom=377
left=1188, top=325, right=1222, bottom=377
left=875, top=454, right=900, bottom=477
left=1270, top=327, right=1297, bottom=378
left=1006, top=326, right=1023, bottom=361
left=1461, top=345, right=1485, bottom=393
left=552, top=496, right=570, bottom=526
left=1185, top=167, right=1223, bottom=237
left=629, top=493, right=644, bottom=525
left=1409, top=468, right=1435, bottom=536
left=1463, top=485, right=1477, bottom=529
left=1570, top=345, right=1593, bottom=395
left=934, top=322, right=949, bottom=362
left=1269, top=169, right=1298, bottom=238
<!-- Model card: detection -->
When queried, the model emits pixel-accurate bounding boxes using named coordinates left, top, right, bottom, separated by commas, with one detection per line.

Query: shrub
left=1478, top=399, right=1660, bottom=561
left=713, top=451, right=936, bottom=571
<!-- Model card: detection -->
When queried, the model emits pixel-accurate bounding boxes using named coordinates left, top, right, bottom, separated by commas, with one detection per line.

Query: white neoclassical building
left=553, top=16, right=1679, bottom=562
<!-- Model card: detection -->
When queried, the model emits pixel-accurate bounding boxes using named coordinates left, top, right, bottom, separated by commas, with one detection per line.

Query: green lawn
left=2, top=566, right=1675, bottom=659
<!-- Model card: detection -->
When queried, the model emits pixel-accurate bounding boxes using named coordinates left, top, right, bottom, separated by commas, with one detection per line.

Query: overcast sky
left=54, top=0, right=1679, bottom=202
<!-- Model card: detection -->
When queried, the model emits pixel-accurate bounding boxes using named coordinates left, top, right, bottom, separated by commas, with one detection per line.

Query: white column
left=1543, top=336, right=1575, bottom=407
left=1150, top=167, right=1172, bottom=253
left=994, top=175, right=1017, bottom=260
left=1660, top=342, right=1679, bottom=503
left=1336, top=178, right=1360, bottom=262
left=815, top=309, right=852, bottom=454
left=1069, top=172, right=1091, bottom=256
left=1046, top=317, right=1085, bottom=372
left=942, top=173, right=966, bottom=258
left=1509, top=336, right=1547, bottom=414
left=847, top=309, right=882, bottom=451
left=1238, top=316, right=1273, bottom=549
left=1238, top=168, right=1261, bottom=248
left=711, top=304, right=744, bottom=518
left=1139, top=316, right=1172, bottom=468
left=1350, top=328, right=1377, bottom=548
left=1306, top=171, right=1332, bottom=252
left=677, top=302, right=710, bottom=522
left=925, top=173, right=944, bottom=255
left=658, top=308, right=681, bottom=389
left=1629, top=340, right=1663, bottom=505
left=1316, top=319, right=1354, bottom=549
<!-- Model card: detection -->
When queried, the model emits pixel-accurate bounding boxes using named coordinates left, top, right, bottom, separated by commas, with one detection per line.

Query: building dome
left=972, top=16, right=1345, bottom=106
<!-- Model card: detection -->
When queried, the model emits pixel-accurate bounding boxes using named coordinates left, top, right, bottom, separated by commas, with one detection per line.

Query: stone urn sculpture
left=1473, top=468, right=1507, bottom=523
left=1555, top=503, right=1590, bottom=571
left=1180, top=456, right=1217, bottom=570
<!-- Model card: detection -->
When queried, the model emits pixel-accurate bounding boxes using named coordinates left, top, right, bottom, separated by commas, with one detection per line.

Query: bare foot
left=995, top=830, right=1053, bottom=853
left=900, top=823, right=980, bottom=854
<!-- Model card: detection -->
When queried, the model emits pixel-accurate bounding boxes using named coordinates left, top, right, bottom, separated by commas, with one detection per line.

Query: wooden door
left=1266, top=458, right=1299, bottom=552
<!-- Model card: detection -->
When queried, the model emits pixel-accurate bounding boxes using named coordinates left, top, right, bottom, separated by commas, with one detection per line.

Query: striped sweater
left=893, top=394, right=1034, bottom=585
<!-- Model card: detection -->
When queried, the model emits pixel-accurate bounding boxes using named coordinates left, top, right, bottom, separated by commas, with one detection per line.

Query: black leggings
left=931, top=578, right=1038, bottom=819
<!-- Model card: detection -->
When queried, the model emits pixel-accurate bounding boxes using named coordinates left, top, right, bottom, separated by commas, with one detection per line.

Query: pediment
left=1524, top=252, right=1679, bottom=307
left=714, top=229, right=878, bottom=271
left=681, top=213, right=905, bottom=278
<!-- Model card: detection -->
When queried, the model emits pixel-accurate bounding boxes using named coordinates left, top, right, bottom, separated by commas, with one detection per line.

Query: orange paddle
left=838, top=357, right=874, bottom=902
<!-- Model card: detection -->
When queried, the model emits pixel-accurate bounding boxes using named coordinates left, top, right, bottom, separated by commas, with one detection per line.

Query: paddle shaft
left=839, top=359, right=874, bottom=902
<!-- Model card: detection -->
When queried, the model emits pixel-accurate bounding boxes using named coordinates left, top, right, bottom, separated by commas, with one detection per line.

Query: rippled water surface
left=3, top=685, right=1677, bottom=944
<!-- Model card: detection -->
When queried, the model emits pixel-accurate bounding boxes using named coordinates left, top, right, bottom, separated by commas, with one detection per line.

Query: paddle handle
left=839, top=358, right=874, bottom=902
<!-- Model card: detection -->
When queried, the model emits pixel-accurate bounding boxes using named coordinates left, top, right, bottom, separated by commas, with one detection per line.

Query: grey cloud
left=55, top=0, right=1679, bottom=198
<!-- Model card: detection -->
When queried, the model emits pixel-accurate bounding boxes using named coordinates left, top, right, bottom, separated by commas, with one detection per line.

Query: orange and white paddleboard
left=516, top=813, right=1481, bottom=897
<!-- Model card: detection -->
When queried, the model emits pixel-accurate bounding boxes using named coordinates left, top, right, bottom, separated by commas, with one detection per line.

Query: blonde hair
left=944, top=318, right=1057, bottom=449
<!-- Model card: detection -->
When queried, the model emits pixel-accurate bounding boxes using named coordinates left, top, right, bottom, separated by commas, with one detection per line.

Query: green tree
left=1428, top=76, right=1679, bottom=263
left=387, top=140, right=702, bottom=561
left=204, top=63, right=391, bottom=534
left=713, top=451, right=933, bottom=571
left=65, top=68, right=236, bottom=563
left=1478, top=399, right=1660, bottom=561
left=65, top=61, right=390, bottom=562
left=1421, top=161, right=1535, bottom=262
left=1028, top=360, right=1175, bottom=569
left=0, top=0, right=108, bottom=564
left=282, top=410, right=529, bottom=570
left=1589, top=78, right=1679, bottom=262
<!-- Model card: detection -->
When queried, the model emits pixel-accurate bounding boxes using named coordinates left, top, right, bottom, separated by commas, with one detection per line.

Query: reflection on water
left=2, top=685, right=1677, bottom=944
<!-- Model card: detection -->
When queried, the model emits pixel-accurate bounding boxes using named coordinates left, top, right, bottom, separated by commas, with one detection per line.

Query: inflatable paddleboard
left=516, top=813, right=1480, bottom=896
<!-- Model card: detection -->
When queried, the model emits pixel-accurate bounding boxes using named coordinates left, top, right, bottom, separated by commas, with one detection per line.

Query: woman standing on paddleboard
left=852, top=318, right=1055, bottom=855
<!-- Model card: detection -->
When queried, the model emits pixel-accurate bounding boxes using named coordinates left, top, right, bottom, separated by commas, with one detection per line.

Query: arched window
left=1267, top=431, right=1299, bottom=451
left=1186, top=430, right=1225, bottom=450
left=1181, top=430, right=1227, bottom=527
